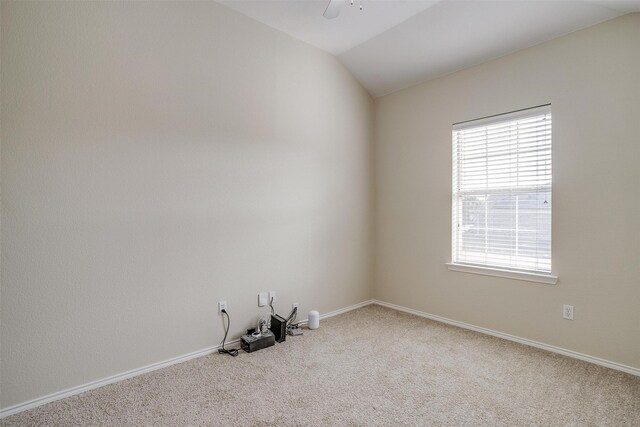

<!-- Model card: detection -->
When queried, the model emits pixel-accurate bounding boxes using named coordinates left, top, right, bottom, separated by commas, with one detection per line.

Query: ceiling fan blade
left=323, top=0, right=343, bottom=19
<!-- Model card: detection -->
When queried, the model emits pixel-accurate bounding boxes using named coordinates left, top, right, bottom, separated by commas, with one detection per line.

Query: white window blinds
left=452, top=105, right=552, bottom=274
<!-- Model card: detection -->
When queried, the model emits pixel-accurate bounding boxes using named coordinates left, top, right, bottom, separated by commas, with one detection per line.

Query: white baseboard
left=371, top=299, right=640, bottom=377
left=297, top=299, right=375, bottom=325
left=0, top=340, right=238, bottom=419
left=0, top=299, right=373, bottom=419
left=321, top=299, right=375, bottom=319
left=3, top=297, right=636, bottom=419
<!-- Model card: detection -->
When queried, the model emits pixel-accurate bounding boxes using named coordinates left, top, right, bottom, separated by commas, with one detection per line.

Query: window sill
left=446, top=263, right=558, bottom=285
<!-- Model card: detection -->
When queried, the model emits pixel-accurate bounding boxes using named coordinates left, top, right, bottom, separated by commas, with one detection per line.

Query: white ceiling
left=218, top=0, right=640, bottom=97
left=218, top=0, right=440, bottom=55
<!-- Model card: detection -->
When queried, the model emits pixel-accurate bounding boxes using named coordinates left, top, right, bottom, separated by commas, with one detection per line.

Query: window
left=449, top=105, right=556, bottom=284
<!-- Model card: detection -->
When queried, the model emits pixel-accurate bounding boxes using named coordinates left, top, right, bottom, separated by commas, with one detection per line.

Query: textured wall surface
left=374, top=14, right=640, bottom=369
left=0, top=1, right=374, bottom=408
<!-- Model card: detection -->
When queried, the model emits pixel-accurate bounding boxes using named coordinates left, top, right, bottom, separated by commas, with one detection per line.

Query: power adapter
left=240, top=330, right=275, bottom=353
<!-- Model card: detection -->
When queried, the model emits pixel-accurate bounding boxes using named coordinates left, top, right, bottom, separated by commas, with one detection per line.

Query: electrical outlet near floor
left=268, top=290, right=276, bottom=303
left=292, top=302, right=299, bottom=310
left=563, top=304, right=574, bottom=320
left=218, top=300, right=227, bottom=313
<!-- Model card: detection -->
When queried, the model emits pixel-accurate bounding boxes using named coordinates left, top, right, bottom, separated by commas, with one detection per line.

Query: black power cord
left=218, top=310, right=239, bottom=357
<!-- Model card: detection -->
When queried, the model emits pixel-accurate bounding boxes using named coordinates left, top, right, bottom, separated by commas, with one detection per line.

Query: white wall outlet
left=218, top=300, right=227, bottom=313
left=258, top=292, right=268, bottom=307
left=292, top=302, right=299, bottom=310
left=563, top=304, right=574, bottom=320
left=268, top=290, right=276, bottom=303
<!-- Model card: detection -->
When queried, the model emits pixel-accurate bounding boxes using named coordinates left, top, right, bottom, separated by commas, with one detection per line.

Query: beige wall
left=0, top=2, right=374, bottom=408
left=2, top=0, right=638, bottom=413
left=375, top=14, right=640, bottom=369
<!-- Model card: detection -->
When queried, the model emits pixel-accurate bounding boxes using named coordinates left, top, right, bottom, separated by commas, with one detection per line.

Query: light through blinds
left=452, top=105, right=552, bottom=274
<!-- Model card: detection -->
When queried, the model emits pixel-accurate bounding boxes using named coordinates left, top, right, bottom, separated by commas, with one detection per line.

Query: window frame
left=447, top=105, right=557, bottom=285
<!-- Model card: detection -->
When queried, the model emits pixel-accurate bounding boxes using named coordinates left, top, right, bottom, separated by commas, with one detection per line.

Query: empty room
left=1, top=0, right=639, bottom=425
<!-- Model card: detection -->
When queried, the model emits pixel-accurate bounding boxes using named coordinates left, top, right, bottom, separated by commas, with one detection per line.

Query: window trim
left=450, top=105, right=556, bottom=283
left=446, top=262, right=558, bottom=285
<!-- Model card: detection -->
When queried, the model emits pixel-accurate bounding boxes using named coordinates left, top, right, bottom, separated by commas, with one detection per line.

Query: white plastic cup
left=308, top=310, right=320, bottom=330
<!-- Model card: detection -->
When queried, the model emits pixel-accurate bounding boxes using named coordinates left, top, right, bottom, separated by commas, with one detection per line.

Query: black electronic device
left=240, top=330, right=275, bottom=353
left=269, top=314, right=287, bottom=343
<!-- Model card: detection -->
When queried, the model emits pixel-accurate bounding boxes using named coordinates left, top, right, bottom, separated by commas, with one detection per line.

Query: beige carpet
left=2, top=305, right=639, bottom=426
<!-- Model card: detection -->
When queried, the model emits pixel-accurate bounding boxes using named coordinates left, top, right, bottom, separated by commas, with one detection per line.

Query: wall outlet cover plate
left=258, top=292, right=268, bottom=307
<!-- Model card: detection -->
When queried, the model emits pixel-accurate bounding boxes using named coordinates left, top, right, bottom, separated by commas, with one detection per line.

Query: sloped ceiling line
left=218, top=0, right=638, bottom=97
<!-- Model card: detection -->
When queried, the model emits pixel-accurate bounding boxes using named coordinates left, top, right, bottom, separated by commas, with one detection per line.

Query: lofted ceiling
left=218, top=0, right=440, bottom=55
left=218, top=0, right=640, bottom=97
